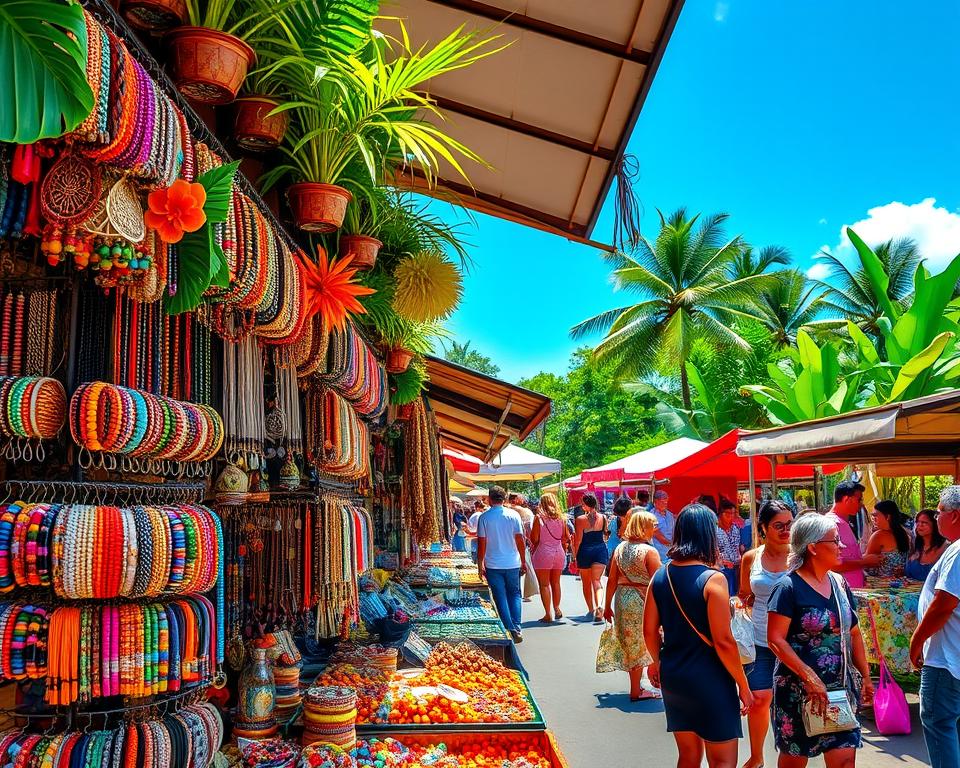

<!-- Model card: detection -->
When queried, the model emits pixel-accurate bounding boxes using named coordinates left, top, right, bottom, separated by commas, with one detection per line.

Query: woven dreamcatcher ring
left=40, top=154, right=102, bottom=225
left=106, top=176, right=145, bottom=243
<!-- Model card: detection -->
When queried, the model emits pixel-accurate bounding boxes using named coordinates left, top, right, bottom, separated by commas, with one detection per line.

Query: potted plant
left=260, top=21, right=503, bottom=232
left=233, top=93, right=289, bottom=151
left=121, top=0, right=188, bottom=32
left=338, top=188, right=383, bottom=270
left=165, top=0, right=278, bottom=104
left=379, top=319, right=446, bottom=374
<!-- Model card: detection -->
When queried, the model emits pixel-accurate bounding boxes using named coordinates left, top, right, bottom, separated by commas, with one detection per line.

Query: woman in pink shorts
left=530, top=492, right=570, bottom=623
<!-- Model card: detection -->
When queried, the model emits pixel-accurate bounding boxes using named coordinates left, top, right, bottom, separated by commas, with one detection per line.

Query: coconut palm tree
left=729, top=245, right=791, bottom=279
left=814, top=237, right=920, bottom=341
left=570, top=209, right=774, bottom=409
left=755, top=269, right=826, bottom=348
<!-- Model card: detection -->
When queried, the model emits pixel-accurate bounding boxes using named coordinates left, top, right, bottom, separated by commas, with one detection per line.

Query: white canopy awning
left=736, top=407, right=900, bottom=458
left=464, top=443, right=561, bottom=481
left=580, top=437, right=709, bottom=483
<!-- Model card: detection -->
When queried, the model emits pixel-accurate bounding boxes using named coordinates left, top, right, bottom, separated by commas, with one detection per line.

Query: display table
left=855, top=583, right=921, bottom=676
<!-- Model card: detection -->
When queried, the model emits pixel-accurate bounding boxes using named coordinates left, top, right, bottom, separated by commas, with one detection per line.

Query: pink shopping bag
left=874, top=658, right=911, bottom=735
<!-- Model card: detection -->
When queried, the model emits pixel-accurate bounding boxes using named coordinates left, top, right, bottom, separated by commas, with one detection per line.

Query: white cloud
left=806, top=262, right=830, bottom=280
left=818, top=218, right=828, bottom=225
left=713, top=1, right=729, bottom=21
left=825, top=198, right=960, bottom=273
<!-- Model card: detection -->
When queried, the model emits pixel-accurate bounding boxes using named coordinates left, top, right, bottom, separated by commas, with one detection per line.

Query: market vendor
left=824, top=480, right=871, bottom=588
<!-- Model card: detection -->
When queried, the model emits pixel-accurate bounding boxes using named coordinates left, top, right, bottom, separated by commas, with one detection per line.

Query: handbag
left=730, top=598, right=756, bottom=664
left=596, top=622, right=626, bottom=673
left=867, top=602, right=911, bottom=735
left=801, top=573, right=859, bottom=737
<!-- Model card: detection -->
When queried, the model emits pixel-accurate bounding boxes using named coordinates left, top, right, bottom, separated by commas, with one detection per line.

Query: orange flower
left=298, top=247, right=375, bottom=331
left=145, top=179, right=207, bottom=243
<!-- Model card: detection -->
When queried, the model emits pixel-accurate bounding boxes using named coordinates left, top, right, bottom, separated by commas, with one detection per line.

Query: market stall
left=736, top=390, right=960, bottom=676
left=464, top=443, right=561, bottom=483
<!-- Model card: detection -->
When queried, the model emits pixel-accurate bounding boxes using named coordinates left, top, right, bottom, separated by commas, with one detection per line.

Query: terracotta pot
left=396, top=403, right=415, bottom=421
left=121, top=0, right=186, bottom=30
left=165, top=27, right=255, bottom=105
left=339, top=234, right=382, bottom=271
left=234, top=96, right=289, bottom=151
left=287, top=183, right=352, bottom=233
left=386, top=347, right=414, bottom=374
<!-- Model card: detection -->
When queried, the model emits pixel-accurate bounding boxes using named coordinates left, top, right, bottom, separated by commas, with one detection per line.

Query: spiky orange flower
left=298, top=247, right=375, bottom=331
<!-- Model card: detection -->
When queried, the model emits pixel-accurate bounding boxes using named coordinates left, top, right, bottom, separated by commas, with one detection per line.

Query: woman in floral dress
left=767, top=514, right=874, bottom=766
left=602, top=510, right=661, bottom=700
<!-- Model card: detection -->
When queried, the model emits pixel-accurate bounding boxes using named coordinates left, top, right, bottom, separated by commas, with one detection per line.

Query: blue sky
left=437, top=1, right=960, bottom=383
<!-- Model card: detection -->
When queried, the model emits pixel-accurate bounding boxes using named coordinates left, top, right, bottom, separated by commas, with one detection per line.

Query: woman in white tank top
left=738, top=500, right=793, bottom=768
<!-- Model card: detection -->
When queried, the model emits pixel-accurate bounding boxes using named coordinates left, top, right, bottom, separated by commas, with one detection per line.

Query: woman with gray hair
left=767, top=512, right=874, bottom=767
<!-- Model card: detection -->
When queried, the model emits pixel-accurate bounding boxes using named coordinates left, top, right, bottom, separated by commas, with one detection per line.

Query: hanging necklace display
left=223, top=332, right=266, bottom=479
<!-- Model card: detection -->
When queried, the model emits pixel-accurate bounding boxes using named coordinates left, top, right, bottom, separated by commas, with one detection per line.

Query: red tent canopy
left=656, top=429, right=841, bottom=481
left=442, top=446, right=483, bottom=474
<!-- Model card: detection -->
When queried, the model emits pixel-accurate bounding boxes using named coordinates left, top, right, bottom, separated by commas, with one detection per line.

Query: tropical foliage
left=518, top=349, right=663, bottom=477
left=441, top=341, right=500, bottom=377
left=0, top=0, right=94, bottom=143
left=570, top=209, right=776, bottom=409
left=742, top=228, right=960, bottom=424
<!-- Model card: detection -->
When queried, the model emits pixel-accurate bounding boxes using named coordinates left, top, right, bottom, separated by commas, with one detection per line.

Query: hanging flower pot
left=234, top=96, right=288, bottom=151
left=386, top=347, right=414, bottom=374
left=287, top=183, right=352, bottom=233
left=339, top=234, right=382, bottom=271
left=165, top=27, right=255, bottom=105
left=395, top=403, right=415, bottom=421
left=120, top=0, right=187, bottom=30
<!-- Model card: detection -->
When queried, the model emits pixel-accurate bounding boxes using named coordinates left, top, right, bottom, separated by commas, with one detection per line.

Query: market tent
left=465, top=487, right=489, bottom=497
left=449, top=475, right=475, bottom=494
left=424, top=356, right=551, bottom=461
left=384, top=0, right=684, bottom=245
left=442, top=446, right=483, bottom=473
left=736, top=390, right=960, bottom=477
left=580, top=437, right=709, bottom=483
left=464, top=443, right=561, bottom=481
left=657, top=429, right=840, bottom=481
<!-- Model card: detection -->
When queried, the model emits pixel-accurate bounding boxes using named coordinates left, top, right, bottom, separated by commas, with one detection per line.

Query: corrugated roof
left=384, top=0, right=685, bottom=244
left=424, top=355, right=551, bottom=461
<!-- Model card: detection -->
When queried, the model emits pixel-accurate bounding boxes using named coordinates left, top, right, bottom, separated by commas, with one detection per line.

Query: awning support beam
left=430, top=96, right=617, bottom=160
left=424, top=0, right=653, bottom=65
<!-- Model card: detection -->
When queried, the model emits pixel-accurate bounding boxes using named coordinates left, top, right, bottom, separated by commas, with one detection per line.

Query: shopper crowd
left=463, top=479, right=960, bottom=768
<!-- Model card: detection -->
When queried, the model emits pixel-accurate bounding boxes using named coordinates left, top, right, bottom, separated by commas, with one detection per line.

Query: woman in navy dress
left=644, top=504, right=754, bottom=768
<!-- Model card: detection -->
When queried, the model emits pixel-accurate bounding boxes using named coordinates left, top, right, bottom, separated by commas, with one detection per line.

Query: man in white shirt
left=911, top=485, right=960, bottom=768
left=650, top=490, right=675, bottom=560
left=477, top=485, right=527, bottom=642
left=467, top=501, right=484, bottom=563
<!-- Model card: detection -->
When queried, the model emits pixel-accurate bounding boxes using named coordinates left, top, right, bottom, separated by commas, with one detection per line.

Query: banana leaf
left=0, top=0, right=93, bottom=143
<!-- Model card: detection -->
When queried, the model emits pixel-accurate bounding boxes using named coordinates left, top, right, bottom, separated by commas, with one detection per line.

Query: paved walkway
left=513, top=574, right=929, bottom=767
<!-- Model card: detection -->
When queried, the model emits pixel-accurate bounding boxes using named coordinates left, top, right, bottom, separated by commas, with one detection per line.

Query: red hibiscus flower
left=145, top=179, right=207, bottom=243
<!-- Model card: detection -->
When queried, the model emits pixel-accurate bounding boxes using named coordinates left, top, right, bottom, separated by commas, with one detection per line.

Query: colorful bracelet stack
left=69, top=382, right=224, bottom=461
left=0, top=502, right=221, bottom=599
left=0, top=376, right=67, bottom=440
left=0, top=702, right=223, bottom=768
left=0, top=596, right=217, bottom=704
left=301, top=686, right=358, bottom=750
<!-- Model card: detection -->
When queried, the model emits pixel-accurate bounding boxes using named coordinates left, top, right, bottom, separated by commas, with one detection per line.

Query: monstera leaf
left=165, top=162, right=239, bottom=315
left=0, top=0, right=94, bottom=143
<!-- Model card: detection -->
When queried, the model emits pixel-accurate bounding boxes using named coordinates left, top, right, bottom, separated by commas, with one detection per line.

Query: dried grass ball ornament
left=0, top=376, right=67, bottom=446
left=392, top=250, right=463, bottom=322
left=69, top=382, right=224, bottom=466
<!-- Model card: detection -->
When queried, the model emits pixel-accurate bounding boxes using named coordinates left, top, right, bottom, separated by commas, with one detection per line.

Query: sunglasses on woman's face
left=769, top=521, right=792, bottom=533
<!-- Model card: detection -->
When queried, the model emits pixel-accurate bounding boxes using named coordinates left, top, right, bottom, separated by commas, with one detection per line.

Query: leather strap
left=666, top=564, right=714, bottom=648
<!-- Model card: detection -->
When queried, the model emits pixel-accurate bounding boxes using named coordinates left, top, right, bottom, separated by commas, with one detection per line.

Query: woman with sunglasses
left=738, top=500, right=794, bottom=768
left=767, top=513, right=874, bottom=767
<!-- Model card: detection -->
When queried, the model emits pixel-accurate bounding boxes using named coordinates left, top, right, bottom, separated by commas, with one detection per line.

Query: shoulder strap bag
left=665, top=564, right=714, bottom=648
